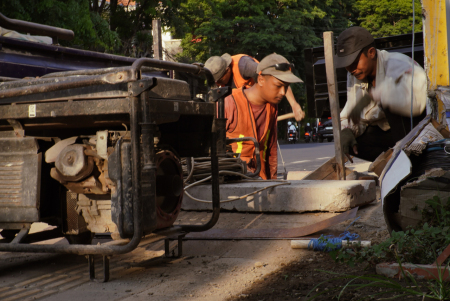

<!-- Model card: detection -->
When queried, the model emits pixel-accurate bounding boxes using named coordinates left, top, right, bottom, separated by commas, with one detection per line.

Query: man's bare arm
left=286, top=87, right=305, bottom=121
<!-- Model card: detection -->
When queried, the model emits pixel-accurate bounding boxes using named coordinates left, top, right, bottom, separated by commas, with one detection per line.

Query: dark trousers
left=349, top=110, right=426, bottom=162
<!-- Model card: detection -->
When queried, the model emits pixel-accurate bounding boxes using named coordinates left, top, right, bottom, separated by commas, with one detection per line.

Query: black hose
left=409, top=139, right=450, bottom=179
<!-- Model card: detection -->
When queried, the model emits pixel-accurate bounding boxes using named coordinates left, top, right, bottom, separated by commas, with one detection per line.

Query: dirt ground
left=1, top=165, right=430, bottom=301
left=0, top=199, right=402, bottom=301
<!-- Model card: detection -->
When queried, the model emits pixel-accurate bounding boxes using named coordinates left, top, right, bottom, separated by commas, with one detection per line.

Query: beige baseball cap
left=256, top=53, right=303, bottom=83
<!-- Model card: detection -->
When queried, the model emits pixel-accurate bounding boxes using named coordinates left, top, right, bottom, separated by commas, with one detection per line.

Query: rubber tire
left=327, top=137, right=333, bottom=142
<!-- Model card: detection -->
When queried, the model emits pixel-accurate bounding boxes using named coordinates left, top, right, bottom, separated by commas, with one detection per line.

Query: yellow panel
left=422, top=0, right=449, bottom=89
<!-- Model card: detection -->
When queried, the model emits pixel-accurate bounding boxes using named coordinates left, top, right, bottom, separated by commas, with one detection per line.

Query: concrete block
left=182, top=180, right=376, bottom=212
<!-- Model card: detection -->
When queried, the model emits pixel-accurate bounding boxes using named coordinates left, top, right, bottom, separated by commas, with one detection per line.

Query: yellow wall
left=422, top=0, right=449, bottom=89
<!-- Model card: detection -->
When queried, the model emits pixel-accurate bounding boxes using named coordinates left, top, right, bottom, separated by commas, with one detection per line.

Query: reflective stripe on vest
left=236, top=134, right=245, bottom=153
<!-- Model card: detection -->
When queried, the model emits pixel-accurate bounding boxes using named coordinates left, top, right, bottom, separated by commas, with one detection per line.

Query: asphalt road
left=277, top=141, right=369, bottom=174
left=277, top=141, right=335, bottom=173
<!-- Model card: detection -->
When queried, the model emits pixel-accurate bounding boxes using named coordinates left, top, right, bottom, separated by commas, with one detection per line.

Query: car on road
left=317, top=118, right=333, bottom=142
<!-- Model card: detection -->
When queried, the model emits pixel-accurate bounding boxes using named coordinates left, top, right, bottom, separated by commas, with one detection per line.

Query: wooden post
left=323, top=31, right=345, bottom=180
left=152, top=19, right=162, bottom=60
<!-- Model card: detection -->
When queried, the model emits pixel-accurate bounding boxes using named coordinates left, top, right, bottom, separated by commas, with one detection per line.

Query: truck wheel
left=327, top=137, right=333, bottom=142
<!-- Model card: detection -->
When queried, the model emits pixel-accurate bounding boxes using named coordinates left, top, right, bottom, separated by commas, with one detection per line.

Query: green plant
left=331, top=196, right=450, bottom=267
left=309, top=196, right=450, bottom=300
left=307, top=261, right=450, bottom=300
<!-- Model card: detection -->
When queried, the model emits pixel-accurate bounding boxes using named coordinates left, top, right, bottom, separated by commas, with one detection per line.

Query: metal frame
left=0, top=59, right=223, bottom=280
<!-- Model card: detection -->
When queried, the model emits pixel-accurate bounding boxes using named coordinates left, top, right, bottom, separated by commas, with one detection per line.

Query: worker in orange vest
left=205, top=53, right=305, bottom=122
left=224, top=53, right=303, bottom=179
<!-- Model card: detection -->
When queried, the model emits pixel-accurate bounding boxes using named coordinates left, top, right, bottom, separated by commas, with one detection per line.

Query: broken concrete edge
left=376, top=262, right=450, bottom=281
left=181, top=180, right=376, bottom=213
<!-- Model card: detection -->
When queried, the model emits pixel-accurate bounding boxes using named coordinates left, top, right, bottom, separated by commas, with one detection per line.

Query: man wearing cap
left=205, top=53, right=305, bottom=122
left=335, top=26, right=427, bottom=162
left=225, top=53, right=302, bottom=179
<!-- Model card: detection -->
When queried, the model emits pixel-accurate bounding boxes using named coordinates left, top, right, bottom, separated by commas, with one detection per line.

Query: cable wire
left=410, top=0, right=415, bottom=131
left=184, top=180, right=290, bottom=203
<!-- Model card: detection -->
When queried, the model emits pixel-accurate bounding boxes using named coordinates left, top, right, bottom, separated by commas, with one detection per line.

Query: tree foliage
left=0, top=0, right=184, bottom=55
left=178, top=0, right=356, bottom=73
left=0, top=0, right=120, bottom=51
left=176, top=0, right=356, bottom=122
left=354, top=0, right=423, bottom=38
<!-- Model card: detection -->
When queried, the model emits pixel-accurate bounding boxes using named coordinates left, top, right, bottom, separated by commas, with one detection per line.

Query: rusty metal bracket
left=207, top=87, right=232, bottom=103
left=88, top=255, right=110, bottom=282
left=165, top=234, right=185, bottom=258
left=128, top=78, right=156, bottom=97
left=7, top=119, right=24, bottom=137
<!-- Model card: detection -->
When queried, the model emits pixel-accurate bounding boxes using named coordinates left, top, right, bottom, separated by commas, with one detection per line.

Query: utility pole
left=152, top=19, right=162, bottom=60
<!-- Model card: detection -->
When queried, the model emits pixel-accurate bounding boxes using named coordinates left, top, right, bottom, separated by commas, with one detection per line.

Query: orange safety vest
left=231, top=54, right=259, bottom=89
left=226, top=88, right=276, bottom=179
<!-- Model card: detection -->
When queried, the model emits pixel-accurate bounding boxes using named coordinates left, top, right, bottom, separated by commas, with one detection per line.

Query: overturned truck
left=0, top=14, right=227, bottom=281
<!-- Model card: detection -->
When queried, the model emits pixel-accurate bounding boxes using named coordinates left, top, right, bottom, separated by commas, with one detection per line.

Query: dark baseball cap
left=205, top=56, right=228, bottom=82
left=335, top=26, right=374, bottom=68
left=257, top=53, right=303, bottom=83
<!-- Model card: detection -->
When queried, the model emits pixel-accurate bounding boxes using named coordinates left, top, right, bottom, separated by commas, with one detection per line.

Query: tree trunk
left=110, top=0, right=118, bottom=31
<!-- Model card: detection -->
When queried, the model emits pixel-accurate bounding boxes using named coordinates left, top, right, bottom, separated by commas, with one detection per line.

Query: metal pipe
left=0, top=59, right=215, bottom=99
left=0, top=76, right=20, bottom=82
left=130, top=58, right=216, bottom=88
left=40, top=66, right=158, bottom=79
left=0, top=97, right=143, bottom=255
left=0, top=12, right=74, bottom=41
left=0, top=70, right=132, bottom=99
left=140, top=91, right=158, bottom=233
left=178, top=129, right=221, bottom=232
left=226, top=137, right=261, bottom=177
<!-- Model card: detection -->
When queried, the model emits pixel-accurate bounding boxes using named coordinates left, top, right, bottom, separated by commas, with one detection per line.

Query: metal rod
left=140, top=91, right=157, bottom=232
left=0, top=12, right=74, bottom=41
left=0, top=70, right=133, bottom=99
left=10, top=228, right=29, bottom=244
left=130, top=58, right=216, bottom=88
left=40, top=66, right=158, bottom=79
left=178, top=125, right=221, bottom=232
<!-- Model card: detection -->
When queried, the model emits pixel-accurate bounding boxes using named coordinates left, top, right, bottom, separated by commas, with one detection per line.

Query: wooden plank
left=323, top=31, right=345, bottom=180
left=277, top=112, right=295, bottom=122
left=303, top=156, right=351, bottom=180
